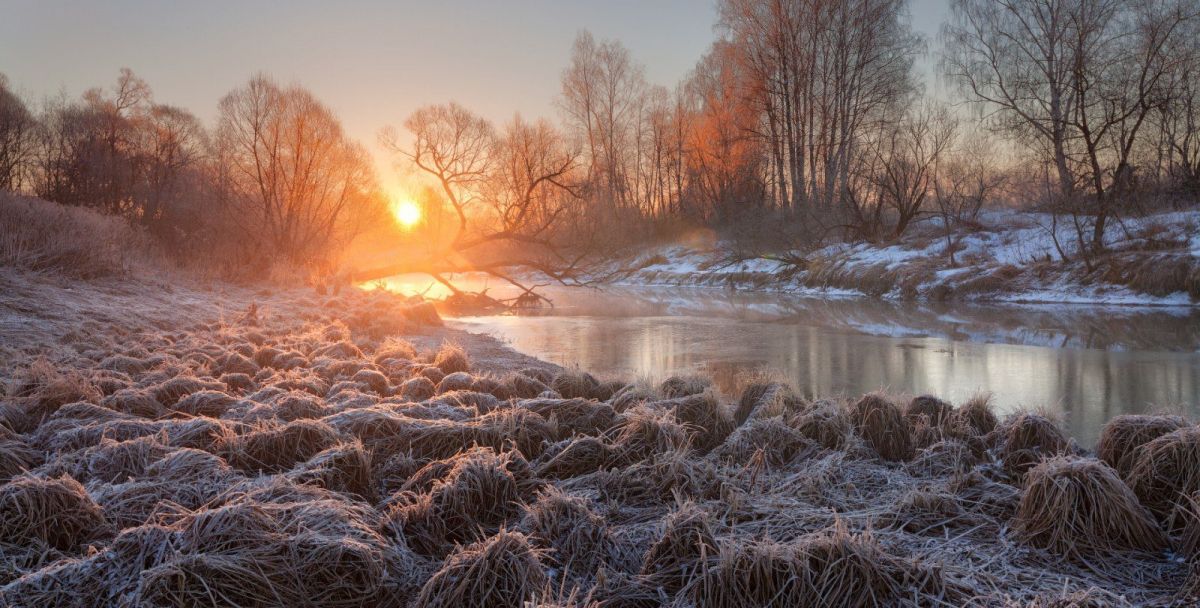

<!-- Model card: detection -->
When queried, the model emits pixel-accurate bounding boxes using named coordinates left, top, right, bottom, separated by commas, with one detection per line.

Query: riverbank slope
left=627, top=208, right=1200, bottom=306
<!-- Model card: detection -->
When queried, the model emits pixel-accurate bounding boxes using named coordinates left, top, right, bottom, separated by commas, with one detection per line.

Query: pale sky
left=1, top=0, right=952, bottom=187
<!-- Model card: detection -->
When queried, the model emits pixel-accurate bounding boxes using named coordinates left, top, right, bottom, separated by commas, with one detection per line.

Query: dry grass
left=733, top=382, right=804, bottom=425
left=1096, top=414, right=1187, bottom=480
left=792, top=398, right=850, bottom=450
left=610, top=383, right=658, bottom=412
left=390, top=448, right=539, bottom=556
left=0, top=270, right=1192, bottom=606
left=1014, top=457, right=1168, bottom=560
left=222, top=419, right=342, bottom=473
left=535, top=436, right=615, bottom=479
left=905, top=394, right=954, bottom=427
left=432, top=342, right=471, bottom=374
left=0, top=192, right=154, bottom=279
left=670, top=391, right=735, bottom=452
left=848, top=393, right=914, bottom=461
left=883, top=489, right=974, bottom=535
left=0, top=438, right=41, bottom=483
left=524, top=397, right=616, bottom=437
left=640, top=502, right=717, bottom=592
left=610, top=405, right=691, bottom=462
left=0, top=475, right=106, bottom=550
left=288, top=439, right=374, bottom=501
left=6, top=358, right=102, bottom=429
left=660, top=375, right=712, bottom=398
left=952, top=392, right=998, bottom=436
left=689, top=522, right=952, bottom=608
left=398, top=376, right=437, bottom=401
left=551, top=369, right=602, bottom=399
left=1127, top=425, right=1200, bottom=525
left=994, top=411, right=1073, bottom=480
left=1175, top=491, right=1200, bottom=559
left=1116, top=252, right=1200, bottom=299
left=717, top=415, right=814, bottom=467
left=521, top=487, right=612, bottom=574
left=500, top=372, right=551, bottom=400
left=476, top=407, right=556, bottom=458
left=131, top=497, right=416, bottom=607
left=415, top=529, right=547, bottom=608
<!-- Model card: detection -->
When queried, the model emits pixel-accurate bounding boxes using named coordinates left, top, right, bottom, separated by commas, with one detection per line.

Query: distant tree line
left=2, top=0, right=1199, bottom=281
left=0, top=70, right=384, bottom=276
left=541, top=0, right=1200, bottom=256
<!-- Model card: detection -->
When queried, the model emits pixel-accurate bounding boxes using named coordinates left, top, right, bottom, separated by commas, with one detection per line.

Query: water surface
left=373, top=275, right=1200, bottom=445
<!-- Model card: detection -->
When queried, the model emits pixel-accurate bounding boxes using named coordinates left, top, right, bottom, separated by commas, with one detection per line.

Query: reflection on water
left=371, top=275, right=1200, bottom=445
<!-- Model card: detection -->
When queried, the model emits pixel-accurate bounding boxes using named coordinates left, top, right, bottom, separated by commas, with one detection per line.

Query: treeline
left=3, top=0, right=1200, bottom=280
left=547, top=0, right=1200, bottom=254
left=0, top=71, right=385, bottom=277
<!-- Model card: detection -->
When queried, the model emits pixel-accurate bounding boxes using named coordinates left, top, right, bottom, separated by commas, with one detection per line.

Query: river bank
left=0, top=270, right=1197, bottom=606
left=625, top=208, right=1200, bottom=307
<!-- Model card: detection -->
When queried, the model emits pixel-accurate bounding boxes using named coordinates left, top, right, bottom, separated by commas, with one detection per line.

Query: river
left=371, top=275, right=1200, bottom=445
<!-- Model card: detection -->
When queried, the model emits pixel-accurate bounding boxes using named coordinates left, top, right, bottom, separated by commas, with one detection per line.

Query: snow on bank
left=625, top=209, right=1200, bottom=307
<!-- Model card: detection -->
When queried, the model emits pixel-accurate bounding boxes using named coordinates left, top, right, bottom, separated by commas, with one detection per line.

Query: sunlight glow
left=390, top=198, right=422, bottom=228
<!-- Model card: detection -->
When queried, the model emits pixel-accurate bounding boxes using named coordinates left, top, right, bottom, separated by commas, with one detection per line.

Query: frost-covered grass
left=628, top=208, right=1200, bottom=306
left=0, top=269, right=1196, bottom=605
left=0, top=192, right=155, bottom=279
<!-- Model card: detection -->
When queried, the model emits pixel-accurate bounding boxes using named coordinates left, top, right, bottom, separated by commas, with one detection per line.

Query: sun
left=391, top=198, right=422, bottom=228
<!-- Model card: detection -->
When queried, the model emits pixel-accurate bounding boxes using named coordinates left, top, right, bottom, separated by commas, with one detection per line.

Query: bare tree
left=846, top=104, right=958, bottom=241
left=216, top=75, right=380, bottom=266
left=945, top=0, right=1198, bottom=258
left=380, top=103, right=494, bottom=250
left=30, top=69, right=152, bottom=212
left=681, top=41, right=766, bottom=224
left=0, top=74, right=36, bottom=192
left=135, top=104, right=208, bottom=238
left=933, top=132, right=1008, bottom=265
left=1152, top=43, right=1200, bottom=195
left=559, top=31, right=649, bottom=212
left=376, top=104, right=616, bottom=303
left=719, top=0, right=921, bottom=214
left=943, top=0, right=1080, bottom=199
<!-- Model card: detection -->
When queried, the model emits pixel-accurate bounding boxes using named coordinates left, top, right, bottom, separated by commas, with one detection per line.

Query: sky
left=1, top=0, right=952, bottom=189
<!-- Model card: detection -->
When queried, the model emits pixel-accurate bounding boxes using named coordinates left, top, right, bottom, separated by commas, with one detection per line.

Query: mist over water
left=372, top=275, right=1200, bottom=446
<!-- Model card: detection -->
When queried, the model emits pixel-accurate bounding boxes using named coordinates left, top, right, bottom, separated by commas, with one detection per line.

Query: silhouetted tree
left=216, top=75, right=381, bottom=266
